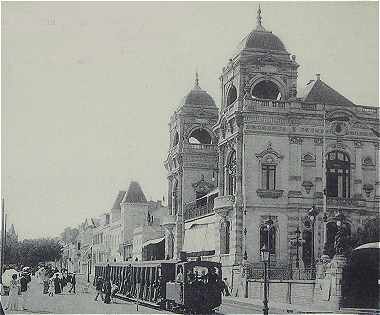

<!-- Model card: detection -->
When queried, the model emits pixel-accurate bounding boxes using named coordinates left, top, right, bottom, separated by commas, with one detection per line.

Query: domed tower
left=163, top=73, right=219, bottom=259
left=213, top=7, right=299, bottom=267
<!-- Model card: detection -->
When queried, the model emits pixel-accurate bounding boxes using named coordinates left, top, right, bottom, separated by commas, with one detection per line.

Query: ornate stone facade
left=164, top=10, right=380, bottom=281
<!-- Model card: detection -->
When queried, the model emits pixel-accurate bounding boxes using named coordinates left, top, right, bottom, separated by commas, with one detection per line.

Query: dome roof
left=180, top=73, right=216, bottom=108
left=238, top=6, right=287, bottom=53
left=244, top=30, right=286, bottom=51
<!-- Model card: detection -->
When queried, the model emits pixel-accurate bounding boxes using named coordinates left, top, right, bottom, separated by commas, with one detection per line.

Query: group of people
left=93, top=276, right=119, bottom=304
left=37, top=266, right=77, bottom=296
left=3, top=267, right=32, bottom=311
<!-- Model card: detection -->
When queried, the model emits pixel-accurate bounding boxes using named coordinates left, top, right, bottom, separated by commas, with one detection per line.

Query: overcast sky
left=1, top=1, right=378, bottom=240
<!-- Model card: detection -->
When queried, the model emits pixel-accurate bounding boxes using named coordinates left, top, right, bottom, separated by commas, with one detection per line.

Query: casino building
left=162, top=8, right=380, bottom=278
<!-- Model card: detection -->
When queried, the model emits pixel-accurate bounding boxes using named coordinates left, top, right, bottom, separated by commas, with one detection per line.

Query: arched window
left=262, top=164, right=276, bottom=190
left=259, top=225, right=276, bottom=254
left=226, top=84, right=237, bottom=107
left=189, top=128, right=212, bottom=144
left=226, top=150, right=237, bottom=195
left=326, top=150, right=350, bottom=198
left=225, top=221, right=230, bottom=254
left=251, top=80, right=281, bottom=100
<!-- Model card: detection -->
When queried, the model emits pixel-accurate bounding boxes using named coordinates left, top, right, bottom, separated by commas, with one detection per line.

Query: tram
left=94, top=258, right=223, bottom=313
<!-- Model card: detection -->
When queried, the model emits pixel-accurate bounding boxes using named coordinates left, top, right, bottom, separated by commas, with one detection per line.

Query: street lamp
left=306, top=206, right=319, bottom=272
left=261, top=245, right=270, bottom=315
left=264, top=218, right=274, bottom=279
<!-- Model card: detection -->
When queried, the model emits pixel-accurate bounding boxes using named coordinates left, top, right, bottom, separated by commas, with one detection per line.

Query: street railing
left=248, top=267, right=316, bottom=280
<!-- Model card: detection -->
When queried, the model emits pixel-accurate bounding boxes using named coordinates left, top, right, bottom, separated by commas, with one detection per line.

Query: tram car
left=94, top=258, right=223, bottom=313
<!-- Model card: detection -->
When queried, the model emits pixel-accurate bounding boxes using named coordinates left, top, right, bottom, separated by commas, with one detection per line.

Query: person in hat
left=68, top=273, right=76, bottom=294
left=4, top=273, right=19, bottom=311
left=94, top=276, right=104, bottom=301
left=19, top=272, right=30, bottom=310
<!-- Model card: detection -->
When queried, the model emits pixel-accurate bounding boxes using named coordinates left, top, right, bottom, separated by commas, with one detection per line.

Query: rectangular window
left=262, top=165, right=276, bottom=190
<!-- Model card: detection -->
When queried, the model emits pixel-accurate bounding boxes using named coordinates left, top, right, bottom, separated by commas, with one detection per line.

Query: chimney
left=316, top=74, right=321, bottom=80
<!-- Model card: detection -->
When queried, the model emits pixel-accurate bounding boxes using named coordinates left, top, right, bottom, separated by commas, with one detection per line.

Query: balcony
left=183, top=143, right=216, bottom=154
left=213, top=195, right=235, bottom=211
left=243, top=98, right=290, bottom=112
left=256, top=189, right=284, bottom=199
left=326, top=197, right=365, bottom=208
left=184, top=197, right=216, bottom=221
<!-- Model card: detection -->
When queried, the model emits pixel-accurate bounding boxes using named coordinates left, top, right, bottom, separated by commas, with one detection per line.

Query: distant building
left=120, top=181, right=167, bottom=261
left=7, top=224, right=18, bottom=243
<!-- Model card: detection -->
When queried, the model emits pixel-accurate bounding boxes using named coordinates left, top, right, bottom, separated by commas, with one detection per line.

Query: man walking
left=19, top=272, right=30, bottom=310
left=94, top=276, right=104, bottom=301
left=68, top=273, right=76, bottom=294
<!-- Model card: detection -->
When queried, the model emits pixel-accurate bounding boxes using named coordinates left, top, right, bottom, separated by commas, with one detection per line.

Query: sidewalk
left=223, top=296, right=334, bottom=314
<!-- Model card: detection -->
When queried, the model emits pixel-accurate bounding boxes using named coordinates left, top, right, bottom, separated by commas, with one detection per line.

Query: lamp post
left=261, top=245, right=270, bottom=315
left=264, top=218, right=274, bottom=279
left=306, top=206, right=319, bottom=272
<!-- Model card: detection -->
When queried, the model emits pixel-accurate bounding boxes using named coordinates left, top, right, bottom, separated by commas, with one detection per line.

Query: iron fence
left=248, top=267, right=316, bottom=280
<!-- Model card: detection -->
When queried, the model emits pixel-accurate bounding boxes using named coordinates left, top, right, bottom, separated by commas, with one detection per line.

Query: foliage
left=4, top=237, right=63, bottom=268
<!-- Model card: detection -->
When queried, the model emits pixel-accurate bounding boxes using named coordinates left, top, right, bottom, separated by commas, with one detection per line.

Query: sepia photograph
left=1, top=1, right=379, bottom=314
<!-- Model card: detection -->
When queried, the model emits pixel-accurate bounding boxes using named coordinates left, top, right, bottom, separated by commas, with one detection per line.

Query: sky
left=1, top=1, right=378, bottom=240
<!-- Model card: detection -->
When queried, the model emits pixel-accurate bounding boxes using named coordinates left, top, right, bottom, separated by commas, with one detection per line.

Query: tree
left=4, top=237, right=63, bottom=267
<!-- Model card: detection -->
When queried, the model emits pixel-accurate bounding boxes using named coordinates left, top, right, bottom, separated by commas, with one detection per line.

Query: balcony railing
left=248, top=267, right=316, bottom=280
left=183, top=143, right=216, bottom=153
left=184, top=198, right=215, bottom=221
left=326, top=197, right=365, bottom=207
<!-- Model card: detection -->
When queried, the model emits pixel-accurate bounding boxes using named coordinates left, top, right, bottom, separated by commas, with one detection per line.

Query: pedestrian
left=54, top=274, right=62, bottom=294
left=19, top=272, right=30, bottom=310
left=103, top=278, right=112, bottom=304
left=221, top=278, right=231, bottom=296
left=68, top=273, right=76, bottom=294
left=111, top=281, right=119, bottom=303
left=48, top=278, right=55, bottom=297
left=94, top=276, right=104, bottom=301
left=5, top=273, right=19, bottom=311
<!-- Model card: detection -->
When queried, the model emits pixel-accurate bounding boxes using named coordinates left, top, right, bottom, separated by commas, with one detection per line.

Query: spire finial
left=256, top=4, right=266, bottom=31
left=195, top=71, right=199, bottom=87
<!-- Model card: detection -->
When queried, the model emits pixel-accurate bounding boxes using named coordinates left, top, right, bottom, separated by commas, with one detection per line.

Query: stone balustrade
left=213, top=195, right=235, bottom=210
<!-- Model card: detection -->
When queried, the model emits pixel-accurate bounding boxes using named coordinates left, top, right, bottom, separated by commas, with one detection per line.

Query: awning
left=143, top=237, right=165, bottom=247
left=354, top=242, right=380, bottom=251
left=182, top=222, right=216, bottom=253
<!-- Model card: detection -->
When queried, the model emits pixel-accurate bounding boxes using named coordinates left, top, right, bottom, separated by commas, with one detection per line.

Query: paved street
left=2, top=275, right=164, bottom=314
left=1, top=275, right=269, bottom=314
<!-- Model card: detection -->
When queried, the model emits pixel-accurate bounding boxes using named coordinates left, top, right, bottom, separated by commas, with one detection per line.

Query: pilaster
left=354, top=141, right=363, bottom=199
left=374, top=143, right=380, bottom=199
left=288, top=136, right=303, bottom=197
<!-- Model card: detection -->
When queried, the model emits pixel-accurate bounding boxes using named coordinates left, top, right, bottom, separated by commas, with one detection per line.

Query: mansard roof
left=123, top=181, right=147, bottom=204
left=111, top=190, right=127, bottom=210
left=302, top=78, right=355, bottom=107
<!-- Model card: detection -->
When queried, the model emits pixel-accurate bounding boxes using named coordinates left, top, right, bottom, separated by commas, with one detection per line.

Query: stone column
left=234, top=135, right=243, bottom=264
left=329, top=255, right=347, bottom=310
left=354, top=141, right=363, bottom=199
left=375, top=143, right=380, bottom=199
left=164, top=221, right=176, bottom=259
left=175, top=171, right=184, bottom=258
left=288, top=137, right=303, bottom=197
left=218, top=145, right=225, bottom=195
left=314, top=138, right=324, bottom=197
left=215, top=208, right=229, bottom=257
left=168, top=178, right=173, bottom=215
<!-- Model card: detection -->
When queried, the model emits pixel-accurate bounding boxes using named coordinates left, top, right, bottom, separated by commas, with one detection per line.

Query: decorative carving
left=354, top=141, right=362, bottom=148
left=255, top=142, right=283, bottom=160
left=362, top=157, right=374, bottom=166
left=314, top=138, right=323, bottom=146
left=289, top=136, right=303, bottom=145
left=191, top=175, right=215, bottom=195
left=302, top=181, right=314, bottom=194
left=363, top=183, right=374, bottom=197
left=256, top=189, right=284, bottom=198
